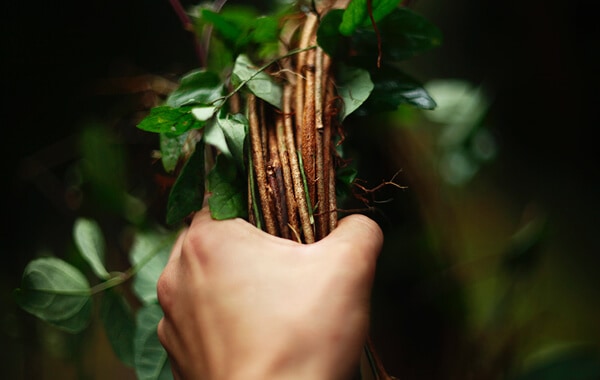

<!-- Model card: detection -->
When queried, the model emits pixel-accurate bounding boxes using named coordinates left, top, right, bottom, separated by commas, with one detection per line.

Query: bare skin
left=157, top=207, right=383, bottom=380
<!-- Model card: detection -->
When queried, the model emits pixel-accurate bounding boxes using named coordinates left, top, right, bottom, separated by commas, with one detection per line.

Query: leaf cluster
left=317, top=0, right=442, bottom=114
left=137, top=0, right=443, bottom=227
left=14, top=219, right=178, bottom=379
left=14, top=2, right=444, bottom=379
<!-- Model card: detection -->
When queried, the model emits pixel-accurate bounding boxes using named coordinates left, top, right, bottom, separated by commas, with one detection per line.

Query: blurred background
left=2, top=0, right=599, bottom=379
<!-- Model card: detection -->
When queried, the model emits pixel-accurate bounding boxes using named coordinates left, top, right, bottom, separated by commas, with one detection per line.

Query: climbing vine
left=14, top=1, right=441, bottom=379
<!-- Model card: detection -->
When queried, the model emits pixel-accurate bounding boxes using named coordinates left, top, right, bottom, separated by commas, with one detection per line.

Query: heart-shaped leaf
left=14, top=257, right=92, bottom=333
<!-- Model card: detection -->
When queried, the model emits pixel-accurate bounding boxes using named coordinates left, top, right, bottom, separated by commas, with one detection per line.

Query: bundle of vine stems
left=230, top=1, right=394, bottom=378
left=244, top=1, right=345, bottom=244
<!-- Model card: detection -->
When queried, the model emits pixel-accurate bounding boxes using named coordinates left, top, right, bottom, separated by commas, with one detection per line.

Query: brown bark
left=248, top=94, right=278, bottom=235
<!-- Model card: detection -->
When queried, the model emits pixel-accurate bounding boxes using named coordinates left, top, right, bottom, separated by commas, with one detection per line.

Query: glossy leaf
left=100, top=290, right=135, bottom=367
left=129, top=231, right=176, bottom=305
left=166, top=69, right=223, bottom=108
left=14, top=257, right=92, bottom=333
left=207, top=154, right=247, bottom=220
left=137, top=106, right=201, bottom=135
left=361, top=66, right=436, bottom=113
left=216, top=113, right=248, bottom=169
left=159, top=132, right=188, bottom=173
left=232, top=54, right=283, bottom=109
left=349, top=7, right=443, bottom=66
left=166, top=140, right=205, bottom=226
left=73, top=218, right=110, bottom=280
left=339, top=0, right=402, bottom=36
left=134, top=304, right=172, bottom=380
left=336, top=65, right=374, bottom=120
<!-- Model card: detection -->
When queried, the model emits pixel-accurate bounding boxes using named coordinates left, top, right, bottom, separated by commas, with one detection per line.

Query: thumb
left=319, top=214, right=383, bottom=263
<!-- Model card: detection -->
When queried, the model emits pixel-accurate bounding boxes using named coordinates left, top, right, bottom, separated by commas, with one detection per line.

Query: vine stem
left=283, top=83, right=315, bottom=243
left=248, top=94, right=278, bottom=235
left=276, top=113, right=301, bottom=241
left=295, top=13, right=319, bottom=149
left=314, top=46, right=327, bottom=240
left=301, top=43, right=317, bottom=209
left=366, top=0, right=383, bottom=68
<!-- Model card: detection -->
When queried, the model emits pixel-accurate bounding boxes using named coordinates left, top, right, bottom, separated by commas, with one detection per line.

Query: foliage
left=144, top=0, right=442, bottom=229
left=14, top=0, right=444, bottom=378
left=15, top=213, right=178, bottom=379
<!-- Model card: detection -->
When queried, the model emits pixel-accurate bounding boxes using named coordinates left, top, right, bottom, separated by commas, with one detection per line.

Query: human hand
left=157, top=208, right=383, bottom=380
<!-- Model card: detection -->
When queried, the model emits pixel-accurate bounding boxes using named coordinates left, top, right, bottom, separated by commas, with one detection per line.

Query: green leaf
left=200, top=7, right=258, bottom=48
left=191, top=105, right=218, bottom=121
left=350, top=8, right=443, bottom=66
left=73, top=218, right=110, bottom=280
left=249, top=16, right=280, bottom=44
left=45, top=300, right=93, bottom=333
left=201, top=9, right=245, bottom=42
left=244, top=16, right=281, bottom=59
left=316, top=9, right=345, bottom=58
left=100, top=290, right=135, bottom=367
left=159, top=132, right=188, bottom=173
left=14, top=257, right=92, bottom=333
left=129, top=231, right=177, bottom=305
left=216, top=113, right=248, bottom=169
left=137, top=106, right=201, bottom=135
left=166, top=140, right=205, bottom=226
left=134, top=304, right=172, bottom=380
left=339, top=0, right=402, bottom=36
left=207, top=154, right=247, bottom=220
left=204, top=118, right=232, bottom=157
left=361, top=66, right=436, bottom=113
left=205, top=36, right=234, bottom=76
left=232, top=54, right=283, bottom=109
left=336, top=65, right=374, bottom=120
left=166, top=69, right=224, bottom=108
